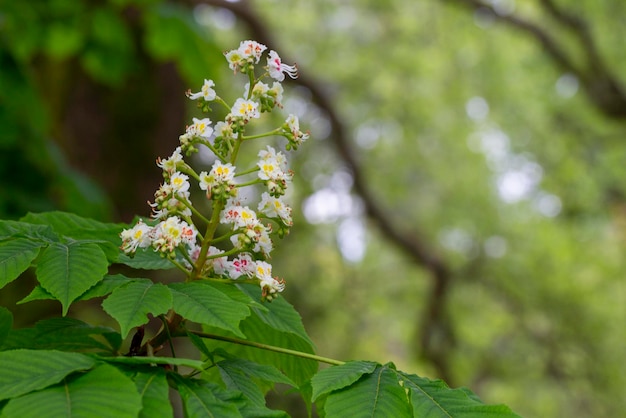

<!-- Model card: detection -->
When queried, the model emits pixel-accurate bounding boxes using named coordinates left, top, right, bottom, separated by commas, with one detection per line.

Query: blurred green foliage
left=1, top=0, right=625, bottom=416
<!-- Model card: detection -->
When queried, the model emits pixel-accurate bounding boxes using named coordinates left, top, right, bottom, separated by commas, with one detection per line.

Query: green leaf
left=311, top=360, right=378, bottom=401
left=0, top=307, right=13, bottom=346
left=204, top=310, right=318, bottom=387
left=133, top=370, right=173, bottom=418
left=187, top=330, right=213, bottom=360
left=21, top=274, right=135, bottom=305
left=0, top=220, right=58, bottom=242
left=20, top=211, right=124, bottom=261
left=143, top=5, right=220, bottom=83
left=399, top=372, right=522, bottom=418
left=116, top=251, right=177, bottom=270
left=0, top=349, right=96, bottom=401
left=323, top=363, right=411, bottom=418
left=238, top=284, right=312, bottom=345
left=210, top=282, right=268, bottom=312
left=1, top=318, right=121, bottom=353
left=20, top=211, right=122, bottom=243
left=169, top=282, right=250, bottom=338
left=220, top=358, right=296, bottom=387
left=217, top=358, right=295, bottom=407
left=2, top=364, right=143, bottom=418
left=217, top=362, right=265, bottom=407
left=44, top=22, right=84, bottom=58
left=102, top=280, right=172, bottom=338
left=17, top=285, right=54, bottom=304
left=173, top=376, right=242, bottom=418
left=36, top=241, right=109, bottom=315
left=98, top=355, right=205, bottom=371
left=0, top=238, right=44, bottom=289
left=209, top=382, right=288, bottom=418
left=75, top=274, right=132, bottom=300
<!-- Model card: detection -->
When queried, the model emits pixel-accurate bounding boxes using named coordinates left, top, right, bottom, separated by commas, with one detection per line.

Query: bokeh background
left=2, top=0, right=626, bottom=416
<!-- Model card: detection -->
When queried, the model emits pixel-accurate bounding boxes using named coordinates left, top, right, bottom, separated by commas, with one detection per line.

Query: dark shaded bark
left=32, top=9, right=186, bottom=222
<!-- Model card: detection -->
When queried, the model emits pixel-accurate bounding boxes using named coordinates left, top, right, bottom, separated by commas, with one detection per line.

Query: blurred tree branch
left=445, top=0, right=626, bottom=119
left=195, top=0, right=456, bottom=382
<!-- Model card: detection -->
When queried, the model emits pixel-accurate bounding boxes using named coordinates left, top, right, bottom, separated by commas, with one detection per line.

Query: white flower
left=269, top=82, right=284, bottom=107
left=169, top=172, right=190, bottom=195
left=253, top=225, right=273, bottom=256
left=151, top=216, right=192, bottom=254
left=231, top=98, right=260, bottom=121
left=225, top=40, right=267, bottom=72
left=257, top=154, right=290, bottom=183
left=258, top=192, right=293, bottom=226
left=207, top=246, right=228, bottom=275
left=120, top=220, right=152, bottom=254
left=214, top=121, right=235, bottom=140
left=238, top=40, right=267, bottom=62
left=244, top=81, right=269, bottom=99
left=212, top=161, right=236, bottom=181
left=187, top=79, right=216, bottom=101
left=227, top=253, right=256, bottom=279
left=255, top=261, right=285, bottom=297
left=156, top=147, right=183, bottom=175
left=267, top=50, right=298, bottom=82
left=258, top=146, right=288, bottom=170
left=180, top=223, right=198, bottom=247
left=285, top=114, right=309, bottom=145
left=149, top=195, right=192, bottom=220
left=199, top=161, right=236, bottom=198
left=220, top=204, right=258, bottom=228
left=255, top=260, right=273, bottom=282
left=191, top=117, right=213, bottom=139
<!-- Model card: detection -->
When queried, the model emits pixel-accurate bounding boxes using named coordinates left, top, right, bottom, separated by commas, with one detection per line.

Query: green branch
left=188, top=330, right=345, bottom=366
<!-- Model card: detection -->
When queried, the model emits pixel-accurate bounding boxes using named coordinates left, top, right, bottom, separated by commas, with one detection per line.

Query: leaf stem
left=188, top=330, right=345, bottom=366
left=159, top=315, right=178, bottom=372
left=241, top=128, right=280, bottom=141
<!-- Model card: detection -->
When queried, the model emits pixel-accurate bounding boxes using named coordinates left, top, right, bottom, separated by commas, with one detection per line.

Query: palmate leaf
left=102, top=280, right=172, bottom=338
left=203, top=309, right=318, bottom=387
left=209, top=380, right=289, bottom=418
left=17, top=212, right=175, bottom=269
left=0, top=220, right=58, bottom=242
left=20, top=211, right=124, bottom=262
left=172, top=375, right=242, bottom=418
left=1, top=318, right=121, bottom=353
left=0, top=238, right=45, bottom=289
left=237, top=283, right=312, bottom=345
left=2, top=364, right=143, bottom=418
left=217, top=362, right=266, bottom=407
left=19, top=274, right=132, bottom=304
left=310, top=360, right=378, bottom=402
left=133, top=369, right=174, bottom=418
left=217, top=358, right=296, bottom=407
left=210, top=282, right=268, bottom=312
left=116, top=251, right=177, bottom=270
left=75, top=273, right=132, bottom=300
left=313, top=363, right=521, bottom=418
left=323, top=363, right=411, bottom=418
left=36, top=241, right=109, bottom=315
left=20, top=211, right=123, bottom=241
left=169, top=282, right=250, bottom=338
left=16, top=284, right=54, bottom=304
left=399, top=372, right=521, bottom=418
left=0, top=349, right=96, bottom=401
